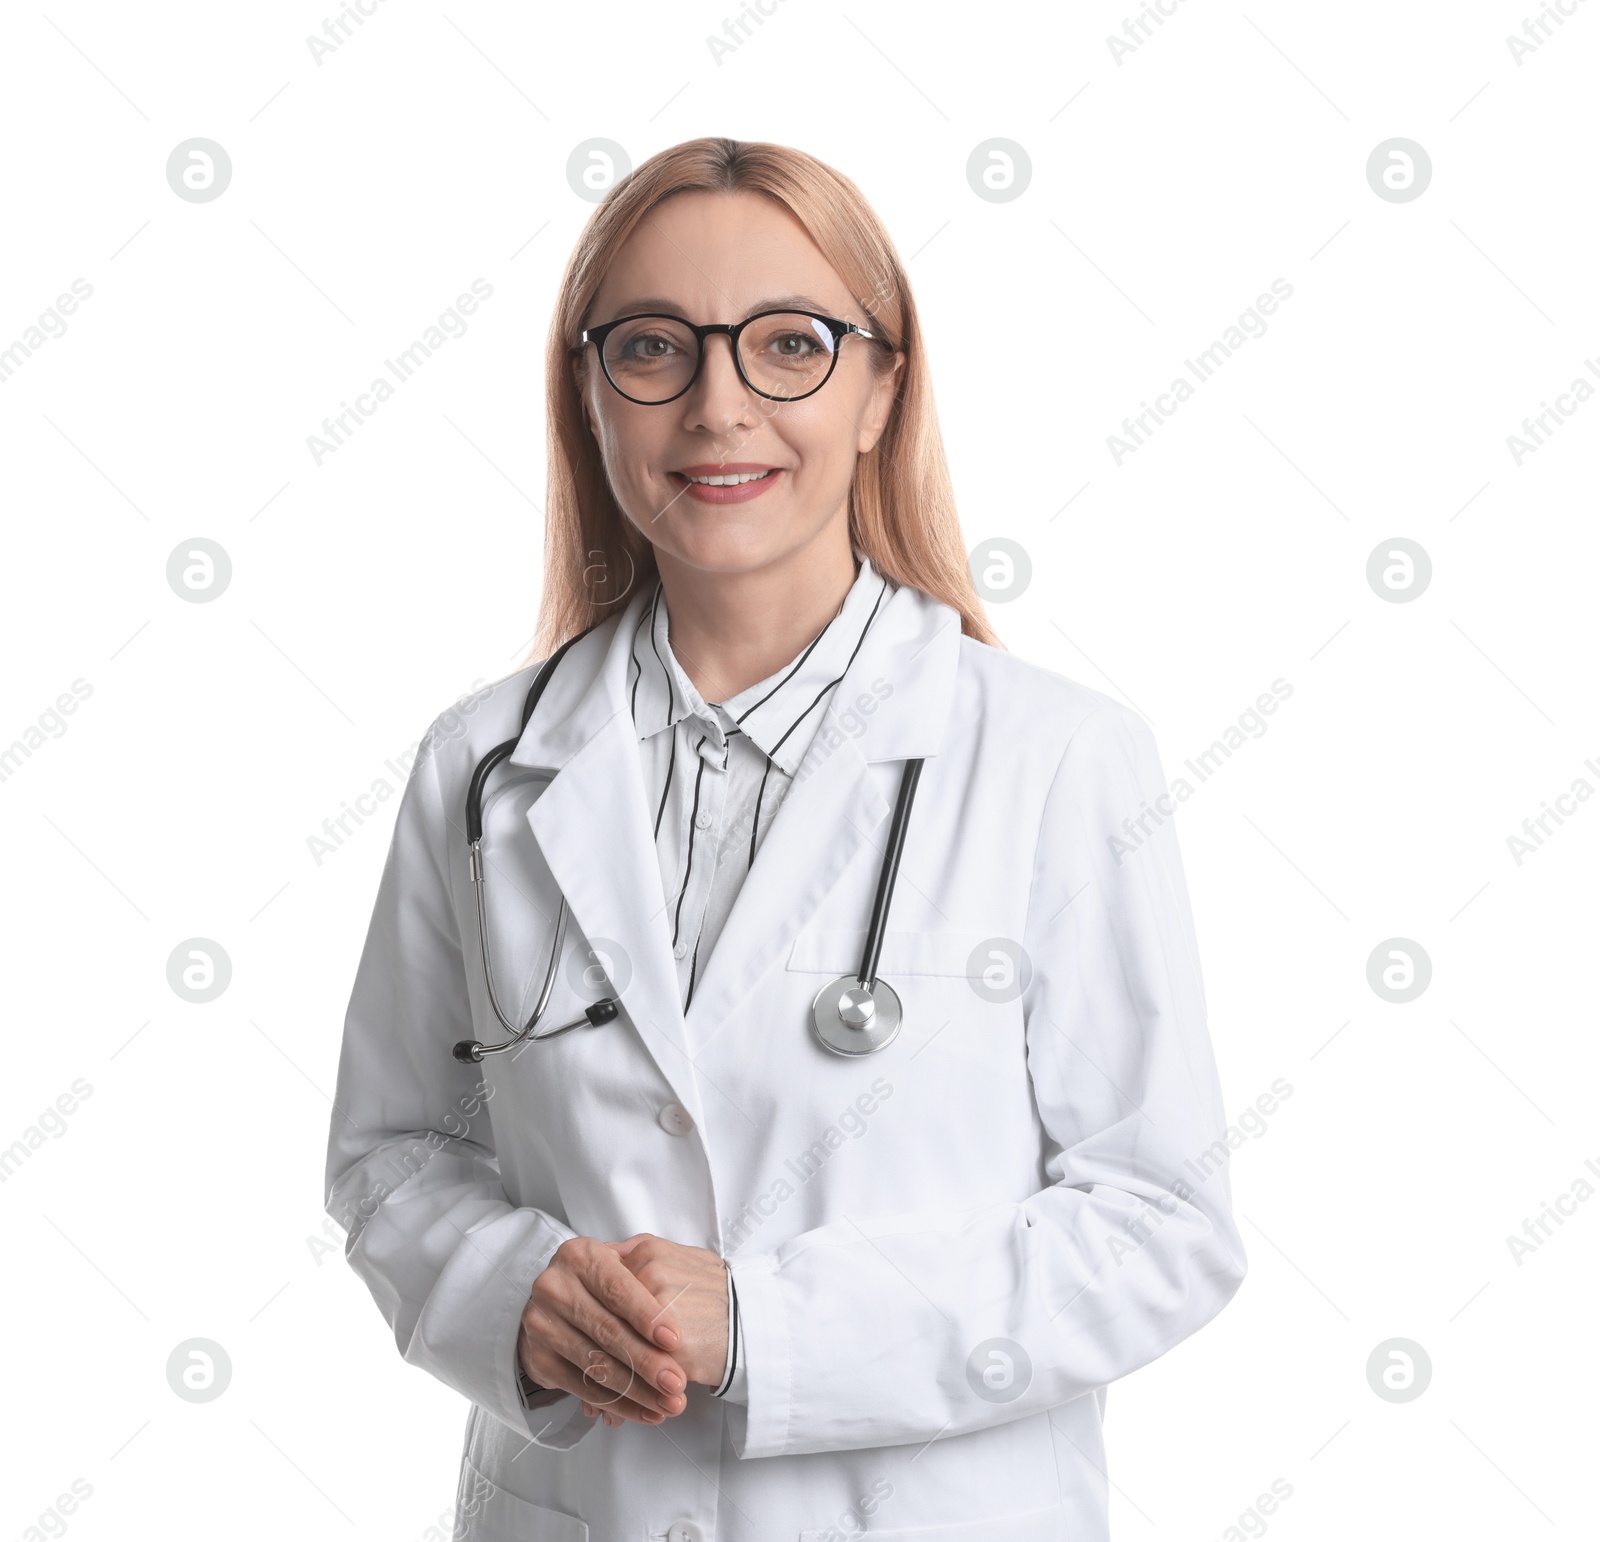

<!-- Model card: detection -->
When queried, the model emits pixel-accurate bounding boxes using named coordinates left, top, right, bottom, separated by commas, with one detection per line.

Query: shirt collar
left=626, top=554, right=894, bottom=776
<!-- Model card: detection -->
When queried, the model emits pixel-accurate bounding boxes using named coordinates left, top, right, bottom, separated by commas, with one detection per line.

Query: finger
left=521, top=1307, right=686, bottom=1417
left=531, top=1246, right=688, bottom=1397
left=576, top=1241, right=681, bottom=1350
left=549, top=1238, right=683, bottom=1353
left=522, top=1311, right=658, bottom=1411
left=574, top=1245, right=689, bottom=1357
left=574, top=1293, right=687, bottom=1400
left=578, top=1399, right=655, bottom=1427
left=560, top=1291, right=689, bottom=1408
left=599, top=1390, right=662, bottom=1425
left=584, top=1391, right=663, bottom=1426
left=539, top=1351, right=675, bottom=1423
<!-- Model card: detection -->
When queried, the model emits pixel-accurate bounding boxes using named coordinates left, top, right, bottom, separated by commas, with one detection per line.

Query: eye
left=621, top=329, right=685, bottom=361
left=741, top=313, right=836, bottom=372
left=765, top=329, right=823, bottom=358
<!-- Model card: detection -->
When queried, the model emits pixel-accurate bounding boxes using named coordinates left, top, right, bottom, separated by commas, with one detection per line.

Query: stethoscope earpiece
left=453, top=995, right=622, bottom=1064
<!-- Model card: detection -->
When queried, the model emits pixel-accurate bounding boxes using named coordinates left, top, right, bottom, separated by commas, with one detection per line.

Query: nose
left=681, top=332, right=758, bottom=433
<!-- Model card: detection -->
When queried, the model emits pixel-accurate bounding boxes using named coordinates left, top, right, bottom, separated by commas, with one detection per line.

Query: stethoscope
left=451, top=624, right=924, bottom=1063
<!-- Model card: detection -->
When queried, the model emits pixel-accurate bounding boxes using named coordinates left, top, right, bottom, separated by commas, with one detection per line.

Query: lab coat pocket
left=797, top=1502, right=1065, bottom=1542
left=786, top=928, right=994, bottom=978
left=456, top=1459, right=589, bottom=1541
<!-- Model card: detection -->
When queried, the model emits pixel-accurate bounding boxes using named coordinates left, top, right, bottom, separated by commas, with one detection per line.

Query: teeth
left=684, top=470, right=774, bottom=485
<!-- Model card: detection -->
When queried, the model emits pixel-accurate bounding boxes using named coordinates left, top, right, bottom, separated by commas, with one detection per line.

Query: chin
left=663, top=532, right=794, bottom=576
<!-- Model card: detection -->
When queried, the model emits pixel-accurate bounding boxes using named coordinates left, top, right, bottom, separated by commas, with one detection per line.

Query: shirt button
left=694, top=809, right=712, bottom=830
left=658, top=1103, right=694, bottom=1136
left=673, top=939, right=689, bottom=959
left=667, top=1524, right=705, bottom=1542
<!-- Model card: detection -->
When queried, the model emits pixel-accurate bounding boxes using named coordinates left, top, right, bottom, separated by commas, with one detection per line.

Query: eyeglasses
left=577, top=309, right=880, bottom=405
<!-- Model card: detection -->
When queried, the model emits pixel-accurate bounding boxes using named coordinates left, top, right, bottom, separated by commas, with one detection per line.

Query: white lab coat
left=325, top=576, right=1247, bottom=1542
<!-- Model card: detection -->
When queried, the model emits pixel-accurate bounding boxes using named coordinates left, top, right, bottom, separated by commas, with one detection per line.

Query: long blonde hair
left=529, top=135, right=1000, bottom=659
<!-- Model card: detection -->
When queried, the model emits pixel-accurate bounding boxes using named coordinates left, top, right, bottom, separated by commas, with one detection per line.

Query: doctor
left=326, top=136, right=1247, bottom=1542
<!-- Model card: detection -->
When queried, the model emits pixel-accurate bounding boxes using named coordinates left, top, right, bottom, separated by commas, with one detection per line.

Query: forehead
left=589, top=190, right=856, bottom=321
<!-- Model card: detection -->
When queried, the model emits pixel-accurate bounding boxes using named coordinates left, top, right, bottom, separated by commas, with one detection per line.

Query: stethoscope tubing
left=454, top=623, right=609, bottom=1063
left=855, top=757, right=923, bottom=990
left=451, top=616, right=923, bottom=1063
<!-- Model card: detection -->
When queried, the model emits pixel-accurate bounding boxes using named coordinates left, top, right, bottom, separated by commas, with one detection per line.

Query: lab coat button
left=658, top=1103, right=694, bottom=1136
left=673, top=939, right=689, bottom=959
left=694, top=809, right=712, bottom=830
left=667, top=1524, right=705, bottom=1542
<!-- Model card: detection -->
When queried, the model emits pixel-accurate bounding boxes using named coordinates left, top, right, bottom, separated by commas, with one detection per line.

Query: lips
left=670, top=464, right=784, bottom=505
left=672, top=463, right=781, bottom=484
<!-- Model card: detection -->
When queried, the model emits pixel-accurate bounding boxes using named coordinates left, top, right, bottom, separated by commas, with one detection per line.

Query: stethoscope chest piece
left=806, top=756, right=925, bottom=1058
left=463, top=637, right=930, bottom=1066
left=811, top=975, right=903, bottom=1057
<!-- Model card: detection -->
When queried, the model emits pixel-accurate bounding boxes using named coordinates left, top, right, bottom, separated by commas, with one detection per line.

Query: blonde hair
left=529, top=135, right=1000, bottom=660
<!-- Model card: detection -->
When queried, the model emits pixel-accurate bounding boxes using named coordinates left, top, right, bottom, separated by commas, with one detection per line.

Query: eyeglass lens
left=601, top=313, right=838, bottom=402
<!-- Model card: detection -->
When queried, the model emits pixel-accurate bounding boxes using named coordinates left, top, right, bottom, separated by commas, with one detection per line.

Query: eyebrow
left=595, top=293, right=839, bottom=323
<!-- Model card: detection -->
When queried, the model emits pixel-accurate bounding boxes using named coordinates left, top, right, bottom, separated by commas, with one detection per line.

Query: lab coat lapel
left=506, top=596, right=706, bottom=1124
left=684, top=583, right=964, bottom=1058
left=688, top=728, right=887, bottom=1057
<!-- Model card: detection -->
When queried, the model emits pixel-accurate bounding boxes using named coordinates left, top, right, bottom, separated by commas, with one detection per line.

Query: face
left=575, top=190, right=904, bottom=578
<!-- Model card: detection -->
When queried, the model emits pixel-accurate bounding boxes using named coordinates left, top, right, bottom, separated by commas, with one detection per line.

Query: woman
left=326, top=136, right=1246, bottom=1542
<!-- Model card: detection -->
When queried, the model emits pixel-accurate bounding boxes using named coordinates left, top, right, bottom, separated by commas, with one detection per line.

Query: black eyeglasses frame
left=576, top=308, right=883, bottom=405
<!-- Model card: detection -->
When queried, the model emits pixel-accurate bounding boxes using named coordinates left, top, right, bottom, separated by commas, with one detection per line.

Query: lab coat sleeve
left=323, top=725, right=593, bottom=1451
left=727, top=702, right=1248, bottom=1459
left=711, top=1273, right=748, bottom=1403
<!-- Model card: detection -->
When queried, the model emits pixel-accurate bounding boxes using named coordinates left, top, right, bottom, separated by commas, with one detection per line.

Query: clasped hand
left=517, top=1235, right=729, bottom=1427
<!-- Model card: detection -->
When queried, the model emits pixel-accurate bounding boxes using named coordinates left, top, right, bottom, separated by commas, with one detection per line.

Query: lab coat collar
left=508, top=561, right=957, bottom=774
left=627, top=555, right=897, bottom=779
left=505, top=567, right=962, bottom=1117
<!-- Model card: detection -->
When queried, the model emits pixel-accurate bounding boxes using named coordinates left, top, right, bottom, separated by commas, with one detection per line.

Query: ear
left=855, top=351, right=905, bottom=455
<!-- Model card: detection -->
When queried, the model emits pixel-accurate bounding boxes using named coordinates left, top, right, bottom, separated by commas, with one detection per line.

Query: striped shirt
left=627, top=554, right=892, bottom=1017
left=627, top=553, right=891, bottom=1404
left=515, top=553, right=893, bottom=1415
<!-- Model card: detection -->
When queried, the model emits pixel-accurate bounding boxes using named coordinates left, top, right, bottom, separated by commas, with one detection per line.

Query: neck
left=653, top=526, right=858, bottom=704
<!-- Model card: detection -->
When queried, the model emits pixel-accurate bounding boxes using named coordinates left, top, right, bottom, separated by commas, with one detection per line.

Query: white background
left=2, top=1, right=1596, bottom=1538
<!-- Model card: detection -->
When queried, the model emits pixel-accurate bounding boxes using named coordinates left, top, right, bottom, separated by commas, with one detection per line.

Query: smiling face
left=575, top=190, right=903, bottom=579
